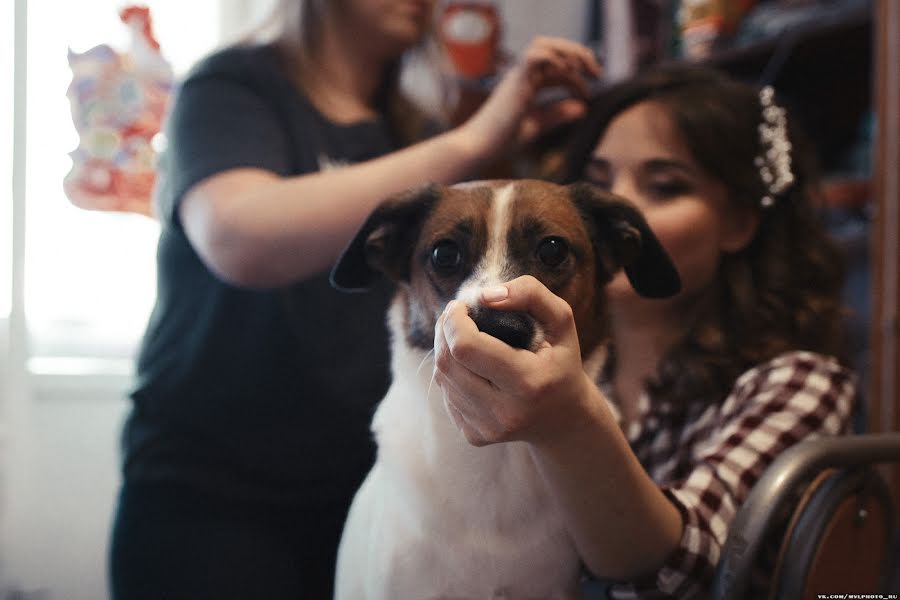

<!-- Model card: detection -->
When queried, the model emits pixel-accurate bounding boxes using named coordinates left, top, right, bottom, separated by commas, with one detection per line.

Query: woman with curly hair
left=433, top=65, right=856, bottom=598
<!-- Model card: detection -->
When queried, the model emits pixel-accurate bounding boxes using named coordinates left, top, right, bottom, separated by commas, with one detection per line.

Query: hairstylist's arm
left=433, top=276, right=683, bottom=581
left=180, top=37, right=599, bottom=289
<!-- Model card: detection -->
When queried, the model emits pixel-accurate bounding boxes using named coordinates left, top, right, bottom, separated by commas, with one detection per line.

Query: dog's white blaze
left=455, top=183, right=515, bottom=306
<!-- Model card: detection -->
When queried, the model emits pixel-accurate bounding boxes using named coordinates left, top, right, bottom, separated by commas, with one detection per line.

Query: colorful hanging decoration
left=64, top=5, right=173, bottom=217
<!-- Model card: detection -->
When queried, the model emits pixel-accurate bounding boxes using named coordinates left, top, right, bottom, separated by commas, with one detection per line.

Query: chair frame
left=712, top=433, right=900, bottom=599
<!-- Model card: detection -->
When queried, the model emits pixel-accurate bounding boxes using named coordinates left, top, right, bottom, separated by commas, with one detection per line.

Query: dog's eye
left=537, top=237, right=569, bottom=267
left=431, top=240, right=462, bottom=273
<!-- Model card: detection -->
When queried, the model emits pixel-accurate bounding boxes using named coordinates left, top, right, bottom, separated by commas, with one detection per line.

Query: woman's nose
left=610, top=176, right=639, bottom=203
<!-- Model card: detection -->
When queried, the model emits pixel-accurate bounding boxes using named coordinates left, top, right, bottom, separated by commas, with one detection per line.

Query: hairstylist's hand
left=433, top=276, right=599, bottom=447
left=459, top=36, right=601, bottom=159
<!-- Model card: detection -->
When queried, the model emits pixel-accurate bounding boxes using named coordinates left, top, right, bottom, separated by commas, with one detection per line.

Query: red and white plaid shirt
left=601, top=350, right=857, bottom=599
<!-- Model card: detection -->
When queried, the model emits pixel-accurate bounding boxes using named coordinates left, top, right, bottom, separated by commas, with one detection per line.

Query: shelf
left=701, top=7, right=871, bottom=82
left=695, top=6, right=873, bottom=171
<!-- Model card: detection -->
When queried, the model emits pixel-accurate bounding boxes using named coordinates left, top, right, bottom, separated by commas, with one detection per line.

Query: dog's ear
left=330, top=184, right=441, bottom=292
left=569, top=182, right=681, bottom=298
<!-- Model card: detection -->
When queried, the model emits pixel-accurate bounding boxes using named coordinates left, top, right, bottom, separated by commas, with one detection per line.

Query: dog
left=330, top=179, right=680, bottom=600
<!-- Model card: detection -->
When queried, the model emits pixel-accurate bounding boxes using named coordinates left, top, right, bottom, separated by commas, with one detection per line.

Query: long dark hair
left=561, top=65, right=848, bottom=407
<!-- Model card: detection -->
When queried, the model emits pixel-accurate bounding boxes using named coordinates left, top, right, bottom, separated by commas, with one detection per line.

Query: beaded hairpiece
left=754, top=86, right=794, bottom=208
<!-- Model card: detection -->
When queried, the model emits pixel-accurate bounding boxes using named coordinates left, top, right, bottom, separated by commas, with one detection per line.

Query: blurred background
left=0, top=0, right=892, bottom=598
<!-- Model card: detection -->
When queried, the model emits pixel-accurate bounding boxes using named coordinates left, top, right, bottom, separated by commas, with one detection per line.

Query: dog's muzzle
left=470, top=308, right=536, bottom=350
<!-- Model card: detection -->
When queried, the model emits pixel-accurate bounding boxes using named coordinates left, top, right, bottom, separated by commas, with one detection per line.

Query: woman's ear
left=720, top=207, right=761, bottom=253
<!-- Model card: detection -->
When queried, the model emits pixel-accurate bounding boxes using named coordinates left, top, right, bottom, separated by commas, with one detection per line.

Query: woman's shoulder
left=183, top=42, right=284, bottom=86
left=721, top=350, right=857, bottom=419
left=734, top=351, right=854, bottom=389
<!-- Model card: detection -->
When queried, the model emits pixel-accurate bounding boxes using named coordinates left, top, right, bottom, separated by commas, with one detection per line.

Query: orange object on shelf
left=818, top=177, right=871, bottom=209
left=439, top=1, right=501, bottom=79
left=680, top=0, right=757, bottom=60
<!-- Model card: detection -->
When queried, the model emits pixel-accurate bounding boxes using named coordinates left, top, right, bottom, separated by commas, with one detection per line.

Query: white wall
left=0, top=2, right=257, bottom=597
left=1, top=376, right=129, bottom=600
left=497, top=0, right=591, bottom=53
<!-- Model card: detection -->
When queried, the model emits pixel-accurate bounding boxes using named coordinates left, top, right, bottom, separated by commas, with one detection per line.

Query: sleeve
left=628, top=352, right=857, bottom=599
left=154, top=73, right=292, bottom=227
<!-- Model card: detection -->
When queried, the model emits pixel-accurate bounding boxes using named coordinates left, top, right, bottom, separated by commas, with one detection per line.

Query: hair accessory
left=755, top=86, right=794, bottom=208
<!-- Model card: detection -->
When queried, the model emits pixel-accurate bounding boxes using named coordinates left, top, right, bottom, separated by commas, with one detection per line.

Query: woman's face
left=341, top=0, right=435, bottom=55
left=586, top=101, right=755, bottom=307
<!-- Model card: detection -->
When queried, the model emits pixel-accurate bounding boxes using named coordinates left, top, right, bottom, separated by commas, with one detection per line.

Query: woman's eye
left=650, top=180, right=690, bottom=197
left=431, top=240, right=462, bottom=274
left=536, top=237, right=569, bottom=267
left=586, top=176, right=611, bottom=191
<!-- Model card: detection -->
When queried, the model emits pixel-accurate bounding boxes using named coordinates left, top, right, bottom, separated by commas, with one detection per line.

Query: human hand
left=433, top=275, right=598, bottom=447
left=458, top=36, right=601, bottom=160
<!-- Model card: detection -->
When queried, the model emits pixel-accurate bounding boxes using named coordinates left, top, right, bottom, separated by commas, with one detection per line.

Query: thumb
left=479, top=275, right=576, bottom=345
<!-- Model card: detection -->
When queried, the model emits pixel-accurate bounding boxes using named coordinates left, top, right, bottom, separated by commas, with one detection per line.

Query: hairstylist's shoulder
left=158, top=42, right=292, bottom=228
left=183, top=42, right=284, bottom=89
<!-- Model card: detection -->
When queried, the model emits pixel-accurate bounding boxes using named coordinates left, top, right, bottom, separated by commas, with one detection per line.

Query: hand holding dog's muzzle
left=433, top=276, right=600, bottom=447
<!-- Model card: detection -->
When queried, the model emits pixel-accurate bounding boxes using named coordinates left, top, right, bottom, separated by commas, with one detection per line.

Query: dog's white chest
left=334, top=305, right=583, bottom=599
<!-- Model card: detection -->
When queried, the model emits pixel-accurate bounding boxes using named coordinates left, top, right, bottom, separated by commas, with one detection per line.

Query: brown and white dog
left=330, top=180, right=680, bottom=600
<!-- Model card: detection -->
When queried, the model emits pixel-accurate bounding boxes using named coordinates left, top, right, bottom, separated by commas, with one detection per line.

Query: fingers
left=479, top=276, right=577, bottom=346
left=523, top=36, right=601, bottom=77
left=434, top=304, right=504, bottom=445
left=535, top=36, right=602, bottom=77
left=435, top=343, right=521, bottom=447
left=432, top=285, right=584, bottom=447
left=520, top=98, right=588, bottom=142
left=520, top=36, right=602, bottom=96
left=443, top=395, right=489, bottom=447
left=523, top=47, right=587, bottom=97
left=461, top=36, right=600, bottom=158
left=435, top=300, right=533, bottom=389
left=508, top=37, right=600, bottom=145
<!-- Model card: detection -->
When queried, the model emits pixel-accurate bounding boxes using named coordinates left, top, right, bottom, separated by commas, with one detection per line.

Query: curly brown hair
left=559, top=65, right=849, bottom=407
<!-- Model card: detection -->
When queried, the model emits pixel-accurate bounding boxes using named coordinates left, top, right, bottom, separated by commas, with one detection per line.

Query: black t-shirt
left=124, top=43, right=396, bottom=505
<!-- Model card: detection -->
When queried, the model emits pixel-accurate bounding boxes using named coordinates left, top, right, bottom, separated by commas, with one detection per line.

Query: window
left=21, top=0, right=226, bottom=377
left=1, top=1, right=13, bottom=321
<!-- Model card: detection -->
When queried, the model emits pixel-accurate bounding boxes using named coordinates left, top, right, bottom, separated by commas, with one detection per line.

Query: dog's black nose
left=471, top=308, right=535, bottom=350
